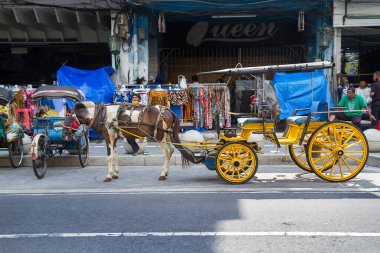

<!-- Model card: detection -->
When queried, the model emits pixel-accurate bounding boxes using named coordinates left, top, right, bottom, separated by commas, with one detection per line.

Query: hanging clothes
left=149, top=89, right=169, bottom=106
left=113, top=88, right=133, bottom=103
left=168, top=89, right=188, bottom=106
left=25, top=88, right=36, bottom=116
left=190, top=85, right=231, bottom=130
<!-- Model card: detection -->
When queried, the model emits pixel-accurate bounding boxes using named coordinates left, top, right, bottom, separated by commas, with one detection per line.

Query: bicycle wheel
left=32, top=137, right=48, bottom=179
left=9, top=137, right=24, bottom=168
left=78, top=133, right=89, bottom=167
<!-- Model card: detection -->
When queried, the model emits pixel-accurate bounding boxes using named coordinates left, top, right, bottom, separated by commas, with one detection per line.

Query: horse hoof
left=159, top=176, right=166, bottom=180
left=112, top=175, right=119, bottom=179
left=104, top=177, right=112, bottom=182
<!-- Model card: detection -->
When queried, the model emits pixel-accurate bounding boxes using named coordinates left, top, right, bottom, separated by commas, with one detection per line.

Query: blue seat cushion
left=286, top=116, right=321, bottom=126
left=238, top=117, right=275, bottom=126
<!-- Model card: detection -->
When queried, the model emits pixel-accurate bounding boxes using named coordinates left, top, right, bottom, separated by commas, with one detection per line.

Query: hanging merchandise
left=149, top=85, right=169, bottom=106
left=24, top=85, right=36, bottom=116
left=190, top=84, right=231, bottom=130
left=113, top=84, right=133, bottom=103
left=133, top=85, right=150, bottom=105
left=168, top=89, right=188, bottom=106
left=158, top=12, right=166, bottom=33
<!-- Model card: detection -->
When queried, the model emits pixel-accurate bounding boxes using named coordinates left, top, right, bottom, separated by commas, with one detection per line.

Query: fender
left=30, top=134, right=46, bottom=161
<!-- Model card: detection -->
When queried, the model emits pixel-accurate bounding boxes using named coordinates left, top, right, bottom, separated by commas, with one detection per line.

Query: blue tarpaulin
left=273, top=70, right=334, bottom=120
left=57, top=65, right=116, bottom=103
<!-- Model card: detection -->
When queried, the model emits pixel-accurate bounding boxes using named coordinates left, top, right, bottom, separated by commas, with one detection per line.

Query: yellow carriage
left=188, top=61, right=368, bottom=184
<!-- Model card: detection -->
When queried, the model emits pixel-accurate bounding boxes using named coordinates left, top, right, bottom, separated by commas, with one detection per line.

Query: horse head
left=62, top=101, right=95, bottom=141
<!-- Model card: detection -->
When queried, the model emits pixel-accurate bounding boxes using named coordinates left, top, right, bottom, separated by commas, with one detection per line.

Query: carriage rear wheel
left=32, top=137, right=48, bottom=179
left=9, top=137, right=24, bottom=168
left=216, top=142, right=258, bottom=184
left=78, top=133, right=89, bottom=167
left=289, top=133, right=312, bottom=172
left=306, top=121, right=368, bottom=182
left=289, top=133, right=335, bottom=173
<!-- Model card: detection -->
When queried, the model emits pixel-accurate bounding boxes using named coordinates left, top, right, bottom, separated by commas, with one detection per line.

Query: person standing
left=370, top=71, right=380, bottom=128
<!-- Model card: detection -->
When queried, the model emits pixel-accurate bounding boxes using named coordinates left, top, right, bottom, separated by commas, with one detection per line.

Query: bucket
left=204, top=152, right=216, bottom=170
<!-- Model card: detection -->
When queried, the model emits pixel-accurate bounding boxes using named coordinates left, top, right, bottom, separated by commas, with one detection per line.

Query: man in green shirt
left=329, top=87, right=375, bottom=128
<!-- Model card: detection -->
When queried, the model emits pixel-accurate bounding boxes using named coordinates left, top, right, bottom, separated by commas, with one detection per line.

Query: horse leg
left=158, top=138, right=174, bottom=180
left=104, top=136, right=117, bottom=182
left=112, top=141, right=119, bottom=179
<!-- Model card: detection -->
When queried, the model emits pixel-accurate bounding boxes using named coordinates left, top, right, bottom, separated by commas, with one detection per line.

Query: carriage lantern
left=108, top=34, right=122, bottom=70
left=318, top=25, right=333, bottom=60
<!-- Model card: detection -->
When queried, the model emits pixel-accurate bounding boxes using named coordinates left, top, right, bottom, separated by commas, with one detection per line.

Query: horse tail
left=169, top=111, right=203, bottom=167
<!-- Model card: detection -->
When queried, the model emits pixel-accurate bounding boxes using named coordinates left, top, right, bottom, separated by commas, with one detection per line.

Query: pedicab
left=30, top=86, right=89, bottom=179
left=184, top=61, right=368, bottom=184
left=0, top=87, right=24, bottom=168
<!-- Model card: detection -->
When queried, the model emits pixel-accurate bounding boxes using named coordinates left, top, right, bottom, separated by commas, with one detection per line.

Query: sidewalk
left=0, top=130, right=379, bottom=168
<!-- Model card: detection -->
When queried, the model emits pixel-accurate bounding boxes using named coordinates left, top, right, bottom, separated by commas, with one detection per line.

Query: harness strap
left=137, top=106, right=146, bottom=129
left=153, top=106, right=167, bottom=140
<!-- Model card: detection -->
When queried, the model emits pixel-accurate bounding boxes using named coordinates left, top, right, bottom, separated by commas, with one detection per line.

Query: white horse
left=62, top=101, right=201, bottom=182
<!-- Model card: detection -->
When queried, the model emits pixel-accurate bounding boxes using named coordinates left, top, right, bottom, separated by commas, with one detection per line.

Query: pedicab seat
left=237, top=117, right=275, bottom=127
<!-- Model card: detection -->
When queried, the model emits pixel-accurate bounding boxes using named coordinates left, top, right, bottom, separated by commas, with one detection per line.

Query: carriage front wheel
left=78, top=133, right=89, bottom=167
left=32, top=137, right=48, bottom=179
left=9, top=137, right=24, bottom=168
left=306, top=121, right=368, bottom=182
left=216, top=142, right=258, bottom=184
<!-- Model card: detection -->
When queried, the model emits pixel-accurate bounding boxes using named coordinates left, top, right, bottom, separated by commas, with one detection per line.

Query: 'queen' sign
left=186, top=22, right=279, bottom=47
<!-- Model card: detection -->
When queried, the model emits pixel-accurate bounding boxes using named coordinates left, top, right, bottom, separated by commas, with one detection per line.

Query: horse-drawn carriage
left=61, top=61, right=368, bottom=184
left=0, top=87, right=24, bottom=168
left=30, top=86, right=89, bottom=179
left=189, top=61, right=368, bottom=184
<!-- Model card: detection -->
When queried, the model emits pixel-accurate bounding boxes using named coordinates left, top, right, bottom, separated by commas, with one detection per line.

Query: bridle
left=63, top=103, right=104, bottom=140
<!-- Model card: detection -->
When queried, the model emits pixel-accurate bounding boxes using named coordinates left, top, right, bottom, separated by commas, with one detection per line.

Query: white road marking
left=1, top=231, right=380, bottom=239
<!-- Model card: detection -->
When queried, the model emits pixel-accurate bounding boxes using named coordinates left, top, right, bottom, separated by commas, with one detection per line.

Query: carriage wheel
left=289, top=133, right=311, bottom=172
left=78, top=133, right=89, bottom=167
left=216, top=142, right=258, bottom=184
left=306, top=121, right=368, bottom=182
left=9, top=137, right=24, bottom=168
left=289, top=133, right=334, bottom=173
left=32, top=137, right=48, bottom=179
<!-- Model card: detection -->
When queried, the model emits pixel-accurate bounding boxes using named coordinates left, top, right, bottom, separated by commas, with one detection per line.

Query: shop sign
left=186, top=22, right=279, bottom=47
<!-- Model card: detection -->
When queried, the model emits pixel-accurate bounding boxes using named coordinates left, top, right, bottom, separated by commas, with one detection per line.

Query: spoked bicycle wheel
left=306, top=121, right=368, bottom=182
left=78, top=132, right=89, bottom=167
left=9, top=137, right=24, bottom=168
left=216, top=142, right=258, bottom=184
left=32, top=137, right=48, bottom=179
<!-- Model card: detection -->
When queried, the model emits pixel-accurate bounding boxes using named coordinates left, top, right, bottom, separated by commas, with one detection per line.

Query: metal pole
left=311, top=71, right=314, bottom=104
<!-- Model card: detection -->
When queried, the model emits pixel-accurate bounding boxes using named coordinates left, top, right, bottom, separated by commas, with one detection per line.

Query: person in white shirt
left=356, top=81, right=372, bottom=105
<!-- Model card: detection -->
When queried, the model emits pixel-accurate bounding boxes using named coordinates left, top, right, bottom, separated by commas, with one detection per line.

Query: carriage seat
left=237, top=117, right=275, bottom=127
left=286, top=116, right=321, bottom=126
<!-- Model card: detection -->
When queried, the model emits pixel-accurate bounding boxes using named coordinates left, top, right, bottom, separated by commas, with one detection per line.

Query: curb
left=0, top=154, right=291, bottom=167
left=1, top=154, right=378, bottom=168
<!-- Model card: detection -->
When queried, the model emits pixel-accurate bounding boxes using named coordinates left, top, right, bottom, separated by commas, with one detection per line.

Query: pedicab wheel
left=32, top=137, right=48, bottom=179
left=289, top=133, right=312, bottom=172
left=216, top=142, right=258, bottom=184
left=9, top=137, right=24, bottom=168
left=78, top=133, right=89, bottom=167
left=306, top=121, right=368, bottom=182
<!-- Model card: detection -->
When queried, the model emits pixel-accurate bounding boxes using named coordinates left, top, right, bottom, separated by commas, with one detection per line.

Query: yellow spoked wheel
left=290, top=133, right=335, bottom=173
left=216, top=142, right=258, bottom=184
left=289, top=133, right=312, bottom=172
left=306, top=121, right=368, bottom=182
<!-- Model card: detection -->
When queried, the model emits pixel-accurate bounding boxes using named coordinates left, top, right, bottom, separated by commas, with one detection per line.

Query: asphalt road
left=0, top=165, right=379, bottom=253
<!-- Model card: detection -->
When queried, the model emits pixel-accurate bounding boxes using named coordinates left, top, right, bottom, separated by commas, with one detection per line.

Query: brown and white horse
left=62, top=101, right=201, bottom=182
